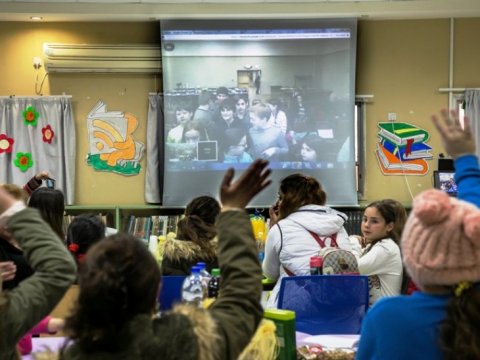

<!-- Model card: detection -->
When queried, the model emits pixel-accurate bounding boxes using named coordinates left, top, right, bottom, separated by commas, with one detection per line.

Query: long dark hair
left=440, top=286, right=480, bottom=359
left=28, top=187, right=65, bottom=240
left=278, top=174, right=326, bottom=220
left=63, top=233, right=161, bottom=353
left=176, top=196, right=220, bottom=246
left=66, top=213, right=105, bottom=263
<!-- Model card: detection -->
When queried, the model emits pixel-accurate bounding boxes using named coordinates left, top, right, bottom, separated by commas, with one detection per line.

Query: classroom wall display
left=86, top=100, right=145, bottom=176
left=375, top=121, right=432, bottom=176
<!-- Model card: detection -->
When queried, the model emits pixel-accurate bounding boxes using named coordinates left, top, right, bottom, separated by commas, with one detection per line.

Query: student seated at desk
left=262, top=173, right=351, bottom=308
left=349, top=200, right=405, bottom=305
left=57, top=160, right=271, bottom=360
left=161, top=195, right=220, bottom=275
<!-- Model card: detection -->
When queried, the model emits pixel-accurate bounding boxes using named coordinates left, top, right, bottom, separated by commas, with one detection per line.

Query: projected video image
left=160, top=19, right=358, bottom=206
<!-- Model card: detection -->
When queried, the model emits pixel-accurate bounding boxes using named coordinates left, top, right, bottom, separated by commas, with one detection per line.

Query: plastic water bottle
left=196, top=262, right=211, bottom=288
left=310, top=256, right=323, bottom=275
left=208, top=268, right=221, bottom=298
left=181, top=266, right=206, bottom=306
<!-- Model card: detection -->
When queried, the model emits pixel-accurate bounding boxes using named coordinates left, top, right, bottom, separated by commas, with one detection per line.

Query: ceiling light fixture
left=30, top=16, right=43, bottom=21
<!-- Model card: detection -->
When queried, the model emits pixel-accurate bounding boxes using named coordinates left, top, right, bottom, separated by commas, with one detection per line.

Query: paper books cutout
left=378, top=122, right=429, bottom=146
left=375, top=121, right=431, bottom=176
left=379, top=137, right=432, bottom=161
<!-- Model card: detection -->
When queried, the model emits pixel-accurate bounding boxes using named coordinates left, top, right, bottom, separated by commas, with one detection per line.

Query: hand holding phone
left=46, top=178, right=56, bottom=189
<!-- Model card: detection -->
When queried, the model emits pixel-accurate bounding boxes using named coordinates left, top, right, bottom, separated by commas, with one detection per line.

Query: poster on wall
left=86, top=101, right=144, bottom=176
left=375, top=121, right=432, bottom=175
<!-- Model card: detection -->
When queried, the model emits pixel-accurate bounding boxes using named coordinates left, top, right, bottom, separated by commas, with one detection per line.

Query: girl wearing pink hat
left=357, top=110, right=480, bottom=360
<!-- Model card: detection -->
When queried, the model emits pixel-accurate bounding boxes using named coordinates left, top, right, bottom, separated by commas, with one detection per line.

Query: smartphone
left=46, top=178, right=55, bottom=189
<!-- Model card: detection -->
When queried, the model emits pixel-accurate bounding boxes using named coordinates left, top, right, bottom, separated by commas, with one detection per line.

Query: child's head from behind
left=177, top=196, right=220, bottom=244
left=1, top=183, right=29, bottom=203
left=66, top=214, right=106, bottom=263
left=65, top=233, right=161, bottom=349
left=28, top=187, right=65, bottom=239
left=361, top=200, right=398, bottom=244
left=402, top=189, right=480, bottom=290
left=278, top=174, right=326, bottom=219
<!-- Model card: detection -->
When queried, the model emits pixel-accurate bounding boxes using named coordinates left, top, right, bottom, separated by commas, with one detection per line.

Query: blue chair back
left=277, top=275, right=369, bottom=335
left=159, top=276, right=186, bottom=311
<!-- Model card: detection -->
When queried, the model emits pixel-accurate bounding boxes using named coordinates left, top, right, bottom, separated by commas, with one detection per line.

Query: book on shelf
left=376, top=143, right=428, bottom=175
left=151, top=215, right=169, bottom=237
left=377, top=122, right=429, bottom=146
left=379, top=136, right=432, bottom=161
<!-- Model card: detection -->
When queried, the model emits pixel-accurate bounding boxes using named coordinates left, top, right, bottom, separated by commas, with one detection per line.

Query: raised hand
left=0, top=261, right=16, bottom=281
left=34, top=171, right=50, bottom=181
left=432, top=109, right=476, bottom=159
left=220, top=159, right=272, bottom=210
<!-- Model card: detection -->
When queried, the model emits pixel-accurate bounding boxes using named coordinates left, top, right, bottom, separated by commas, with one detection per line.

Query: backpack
left=320, top=248, right=359, bottom=275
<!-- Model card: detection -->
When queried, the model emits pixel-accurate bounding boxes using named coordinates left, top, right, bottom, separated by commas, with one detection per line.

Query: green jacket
left=61, top=210, right=263, bottom=360
left=0, top=208, right=77, bottom=360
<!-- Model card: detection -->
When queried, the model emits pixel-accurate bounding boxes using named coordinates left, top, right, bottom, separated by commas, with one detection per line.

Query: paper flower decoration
left=42, top=125, right=55, bottom=144
left=23, top=106, right=39, bottom=126
left=14, top=152, right=33, bottom=172
left=0, top=134, right=14, bottom=154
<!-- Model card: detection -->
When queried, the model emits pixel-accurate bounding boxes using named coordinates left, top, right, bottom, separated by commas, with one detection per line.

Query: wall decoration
left=42, top=125, right=55, bottom=144
left=0, top=133, right=14, bottom=153
left=86, top=101, right=144, bottom=176
left=375, top=121, right=432, bottom=175
left=14, top=151, right=34, bottom=172
left=22, top=105, right=39, bottom=126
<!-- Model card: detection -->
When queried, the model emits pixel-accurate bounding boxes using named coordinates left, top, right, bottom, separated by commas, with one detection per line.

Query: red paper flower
left=0, top=134, right=14, bottom=154
left=22, top=106, right=39, bottom=126
left=42, top=125, right=55, bottom=144
left=14, top=152, right=34, bottom=172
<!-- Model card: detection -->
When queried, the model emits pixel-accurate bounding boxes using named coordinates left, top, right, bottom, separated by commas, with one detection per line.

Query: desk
left=22, top=337, right=65, bottom=360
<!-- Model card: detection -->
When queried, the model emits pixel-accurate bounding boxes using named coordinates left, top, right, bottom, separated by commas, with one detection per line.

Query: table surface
left=23, top=333, right=359, bottom=358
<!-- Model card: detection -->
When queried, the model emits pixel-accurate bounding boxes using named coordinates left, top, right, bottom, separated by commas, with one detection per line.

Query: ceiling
left=0, top=0, right=479, bottom=22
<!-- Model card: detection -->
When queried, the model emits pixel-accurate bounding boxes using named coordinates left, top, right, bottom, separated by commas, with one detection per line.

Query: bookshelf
left=64, top=205, right=405, bottom=243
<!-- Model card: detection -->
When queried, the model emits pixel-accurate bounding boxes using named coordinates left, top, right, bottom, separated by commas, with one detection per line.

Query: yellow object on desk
left=239, top=319, right=278, bottom=360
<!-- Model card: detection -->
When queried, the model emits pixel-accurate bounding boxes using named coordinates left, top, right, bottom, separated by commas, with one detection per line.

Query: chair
left=158, top=276, right=186, bottom=311
left=277, top=275, right=369, bottom=335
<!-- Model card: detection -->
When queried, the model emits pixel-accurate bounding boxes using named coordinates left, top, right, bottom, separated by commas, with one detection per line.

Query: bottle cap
left=310, top=256, right=322, bottom=267
left=191, top=266, right=200, bottom=273
left=196, top=262, right=206, bottom=269
left=211, top=268, right=221, bottom=276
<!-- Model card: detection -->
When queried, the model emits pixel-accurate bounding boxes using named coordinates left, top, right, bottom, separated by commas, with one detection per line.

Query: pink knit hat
left=402, top=189, right=480, bottom=288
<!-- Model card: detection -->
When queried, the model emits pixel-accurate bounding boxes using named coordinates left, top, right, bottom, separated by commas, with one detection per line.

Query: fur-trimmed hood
left=162, top=234, right=218, bottom=263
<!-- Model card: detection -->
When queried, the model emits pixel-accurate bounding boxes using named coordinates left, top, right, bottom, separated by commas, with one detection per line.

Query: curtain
left=0, top=96, right=76, bottom=204
left=465, top=89, right=480, bottom=159
left=144, top=94, right=164, bottom=203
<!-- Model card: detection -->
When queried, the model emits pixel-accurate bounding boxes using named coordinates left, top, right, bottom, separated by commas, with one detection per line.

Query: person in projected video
left=223, top=128, right=253, bottom=164
left=300, top=133, right=322, bottom=163
left=234, top=95, right=250, bottom=129
left=247, top=102, right=288, bottom=161
left=211, top=98, right=245, bottom=160
left=167, top=101, right=194, bottom=143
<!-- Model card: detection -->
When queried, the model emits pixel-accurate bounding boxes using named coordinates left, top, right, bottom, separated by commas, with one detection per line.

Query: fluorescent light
left=30, top=16, right=43, bottom=21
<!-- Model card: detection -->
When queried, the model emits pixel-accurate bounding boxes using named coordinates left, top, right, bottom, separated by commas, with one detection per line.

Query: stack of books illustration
left=375, top=122, right=432, bottom=175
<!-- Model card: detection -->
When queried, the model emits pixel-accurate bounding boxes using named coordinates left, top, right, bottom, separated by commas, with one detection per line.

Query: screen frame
left=433, top=170, right=457, bottom=197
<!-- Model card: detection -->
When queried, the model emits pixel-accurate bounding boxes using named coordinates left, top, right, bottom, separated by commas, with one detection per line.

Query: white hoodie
left=262, top=204, right=351, bottom=309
